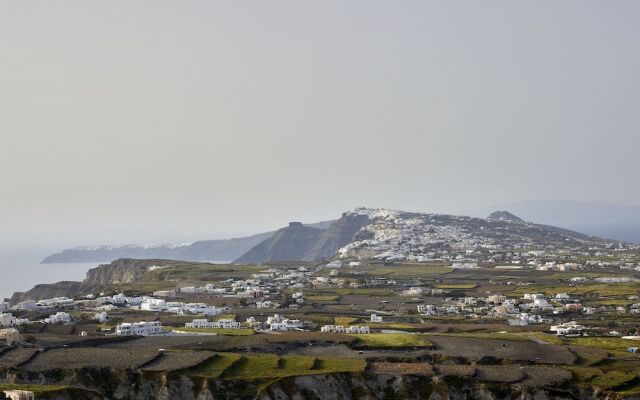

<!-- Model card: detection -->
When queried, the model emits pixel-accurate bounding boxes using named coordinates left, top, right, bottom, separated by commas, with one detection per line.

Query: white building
left=550, top=321, right=586, bottom=336
left=321, top=325, right=370, bottom=334
left=95, top=312, right=108, bottom=323
left=44, top=312, right=72, bottom=324
left=0, top=315, right=12, bottom=328
left=417, top=304, right=436, bottom=315
left=370, top=314, right=383, bottom=323
left=15, top=300, right=37, bottom=311
left=140, top=298, right=166, bottom=311
left=116, top=321, right=163, bottom=336
left=37, top=297, right=74, bottom=308
left=3, top=390, right=35, bottom=400
left=256, top=300, right=275, bottom=308
left=185, top=319, right=241, bottom=329
left=0, top=328, right=21, bottom=345
left=266, top=314, right=303, bottom=331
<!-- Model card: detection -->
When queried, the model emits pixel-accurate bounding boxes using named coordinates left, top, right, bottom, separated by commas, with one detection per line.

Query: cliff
left=10, top=259, right=179, bottom=302
left=0, top=367, right=617, bottom=400
left=234, top=222, right=326, bottom=263
left=83, top=258, right=175, bottom=286
left=41, top=232, right=274, bottom=264
left=10, top=281, right=90, bottom=304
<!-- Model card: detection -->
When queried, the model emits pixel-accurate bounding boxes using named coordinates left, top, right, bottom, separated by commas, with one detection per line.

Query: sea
left=0, top=244, right=96, bottom=300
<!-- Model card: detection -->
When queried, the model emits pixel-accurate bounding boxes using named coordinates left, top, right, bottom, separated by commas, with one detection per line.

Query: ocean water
left=0, top=245, right=96, bottom=300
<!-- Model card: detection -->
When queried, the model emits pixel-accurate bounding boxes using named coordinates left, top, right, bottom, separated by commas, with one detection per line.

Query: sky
left=1, top=1, right=639, bottom=245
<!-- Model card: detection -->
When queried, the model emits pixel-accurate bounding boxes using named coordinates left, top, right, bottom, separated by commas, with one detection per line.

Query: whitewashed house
left=346, top=325, right=370, bottom=334
left=267, top=314, right=303, bottom=331
left=44, top=312, right=72, bottom=324
left=0, top=328, right=21, bottom=345
left=95, top=312, right=108, bottom=323
left=322, top=325, right=370, bottom=334
left=116, top=321, right=163, bottom=336
left=185, top=319, right=241, bottom=329
left=550, top=321, right=586, bottom=336
left=0, top=313, right=29, bottom=327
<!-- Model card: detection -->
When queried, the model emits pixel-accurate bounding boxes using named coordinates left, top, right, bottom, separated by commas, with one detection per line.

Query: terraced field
left=141, top=350, right=216, bottom=372
left=24, top=347, right=160, bottom=370
left=0, top=347, right=39, bottom=368
left=352, top=333, right=433, bottom=348
left=428, top=336, right=576, bottom=364
left=190, top=353, right=365, bottom=380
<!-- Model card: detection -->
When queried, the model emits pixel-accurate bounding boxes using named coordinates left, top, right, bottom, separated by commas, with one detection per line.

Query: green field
left=434, top=331, right=564, bottom=345
left=566, top=337, right=639, bottom=357
left=334, top=316, right=358, bottom=325
left=507, top=283, right=640, bottom=298
left=191, top=352, right=243, bottom=378
left=352, top=333, right=433, bottom=348
left=0, top=384, right=69, bottom=393
left=192, top=353, right=365, bottom=380
left=306, top=295, right=339, bottom=301
left=435, top=284, right=478, bottom=289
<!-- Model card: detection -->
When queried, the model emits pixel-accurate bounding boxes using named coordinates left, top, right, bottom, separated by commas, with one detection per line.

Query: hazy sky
left=1, top=1, right=639, bottom=242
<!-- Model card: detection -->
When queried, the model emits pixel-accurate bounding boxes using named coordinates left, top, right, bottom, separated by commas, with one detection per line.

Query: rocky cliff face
left=11, top=259, right=176, bottom=301
left=83, top=258, right=175, bottom=286
left=0, top=368, right=616, bottom=400
left=234, top=214, right=371, bottom=264
left=10, top=281, right=90, bottom=303
left=234, top=222, right=327, bottom=263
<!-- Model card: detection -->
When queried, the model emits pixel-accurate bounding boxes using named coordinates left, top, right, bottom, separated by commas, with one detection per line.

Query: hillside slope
left=234, top=222, right=326, bottom=263
left=467, top=200, right=640, bottom=244
left=236, top=207, right=624, bottom=263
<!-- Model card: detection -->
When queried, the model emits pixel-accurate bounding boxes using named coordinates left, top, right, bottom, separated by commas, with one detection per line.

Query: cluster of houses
left=320, top=325, right=370, bottom=334
left=11, top=297, right=75, bottom=311
left=413, top=291, right=631, bottom=324
left=0, top=313, right=30, bottom=327
left=0, top=311, right=73, bottom=327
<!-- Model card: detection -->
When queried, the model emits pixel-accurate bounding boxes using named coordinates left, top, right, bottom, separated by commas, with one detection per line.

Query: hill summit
left=486, top=210, right=525, bottom=224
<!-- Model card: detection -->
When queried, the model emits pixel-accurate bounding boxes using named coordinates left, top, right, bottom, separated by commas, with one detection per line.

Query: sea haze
left=0, top=245, right=95, bottom=300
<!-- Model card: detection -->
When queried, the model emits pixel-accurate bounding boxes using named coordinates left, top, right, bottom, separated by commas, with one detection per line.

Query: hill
left=234, top=213, right=370, bottom=263
left=467, top=200, right=640, bottom=244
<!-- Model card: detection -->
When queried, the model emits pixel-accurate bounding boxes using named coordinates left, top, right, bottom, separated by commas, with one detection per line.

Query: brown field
left=368, top=362, right=433, bottom=376
left=0, top=348, right=39, bottom=368
left=474, top=365, right=525, bottom=382
left=520, top=366, right=573, bottom=387
left=434, top=364, right=476, bottom=377
left=24, top=347, right=160, bottom=370
left=428, top=336, right=576, bottom=364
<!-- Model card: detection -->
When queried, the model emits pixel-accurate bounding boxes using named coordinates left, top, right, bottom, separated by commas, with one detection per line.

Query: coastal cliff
left=10, top=259, right=177, bottom=302
left=0, top=368, right=619, bottom=400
